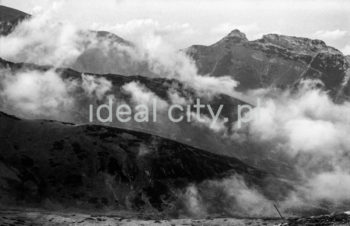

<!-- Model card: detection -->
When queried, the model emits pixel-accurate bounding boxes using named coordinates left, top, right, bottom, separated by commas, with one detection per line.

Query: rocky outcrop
left=186, top=30, right=350, bottom=98
left=282, top=212, right=350, bottom=226
left=215, top=29, right=248, bottom=44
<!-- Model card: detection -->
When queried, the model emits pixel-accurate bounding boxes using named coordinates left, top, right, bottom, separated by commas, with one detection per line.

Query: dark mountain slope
left=0, top=5, right=29, bottom=35
left=0, top=111, right=287, bottom=214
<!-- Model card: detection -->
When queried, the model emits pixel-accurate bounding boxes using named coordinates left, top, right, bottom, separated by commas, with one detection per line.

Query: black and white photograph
left=0, top=0, right=350, bottom=225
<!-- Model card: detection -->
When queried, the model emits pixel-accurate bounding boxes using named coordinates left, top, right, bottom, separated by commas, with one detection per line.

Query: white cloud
left=313, top=29, right=348, bottom=41
left=342, top=45, right=350, bottom=55
left=285, top=119, right=339, bottom=154
left=250, top=88, right=350, bottom=156
left=113, top=29, right=241, bottom=99
left=122, top=81, right=168, bottom=109
left=0, top=69, right=116, bottom=120
left=0, top=4, right=87, bottom=67
left=191, top=112, right=227, bottom=133
left=0, top=69, right=76, bottom=119
left=81, top=74, right=112, bottom=100
left=306, top=171, right=350, bottom=202
left=91, top=19, right=195, bottom=48
left=244, top=86, right=350, bottom=210
left=181, top=175, right=275, bottom=217
left=167, top=88, right=190, bottom=105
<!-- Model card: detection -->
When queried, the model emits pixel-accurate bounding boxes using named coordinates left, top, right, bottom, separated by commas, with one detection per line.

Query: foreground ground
left=0, top=209, right=282, bottom=226
left=1, top=209, right=350, bottom=226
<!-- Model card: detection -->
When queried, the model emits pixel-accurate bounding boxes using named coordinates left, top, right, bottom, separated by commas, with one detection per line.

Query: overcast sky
left=3, top=0, right=350, bottom=54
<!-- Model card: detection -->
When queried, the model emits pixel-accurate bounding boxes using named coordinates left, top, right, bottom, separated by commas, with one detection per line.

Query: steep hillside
left=0, top=5, right=29, bottom=35
left=0, top=111, right=284, bottom=215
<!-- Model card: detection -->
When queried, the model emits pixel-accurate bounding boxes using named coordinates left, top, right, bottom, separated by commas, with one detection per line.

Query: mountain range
left=186, top=29, right=350, bottom=99
left=0, top=5, right=349, bottom=219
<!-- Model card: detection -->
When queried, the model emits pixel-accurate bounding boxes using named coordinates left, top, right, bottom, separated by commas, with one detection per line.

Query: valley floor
left=1, top=209, right=350, bottom=226
left=0, top=209, right=284, bottom=226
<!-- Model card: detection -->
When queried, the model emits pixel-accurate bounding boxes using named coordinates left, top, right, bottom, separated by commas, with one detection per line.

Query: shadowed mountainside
left=0, top=111, right=289, bottom=216
left=0, top=5, right=29, bottom=35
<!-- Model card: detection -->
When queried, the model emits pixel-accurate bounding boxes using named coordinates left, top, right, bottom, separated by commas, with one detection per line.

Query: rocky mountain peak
left=227, top=29, right=247, bottom=40
left=216, top=29, right=248, bottom=44
left=262, top=33, right=325, bottom=47
left=260, top=33, right=341, bottom=55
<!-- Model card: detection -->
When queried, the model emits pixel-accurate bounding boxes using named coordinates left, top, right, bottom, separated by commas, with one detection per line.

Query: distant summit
left=260, top=33, right=340, bottom=55
left=226, top=29, right=248, bottom=40
left=186, top=29, right=350, bottom=99
left=217, top=29, right=248, bottom=44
